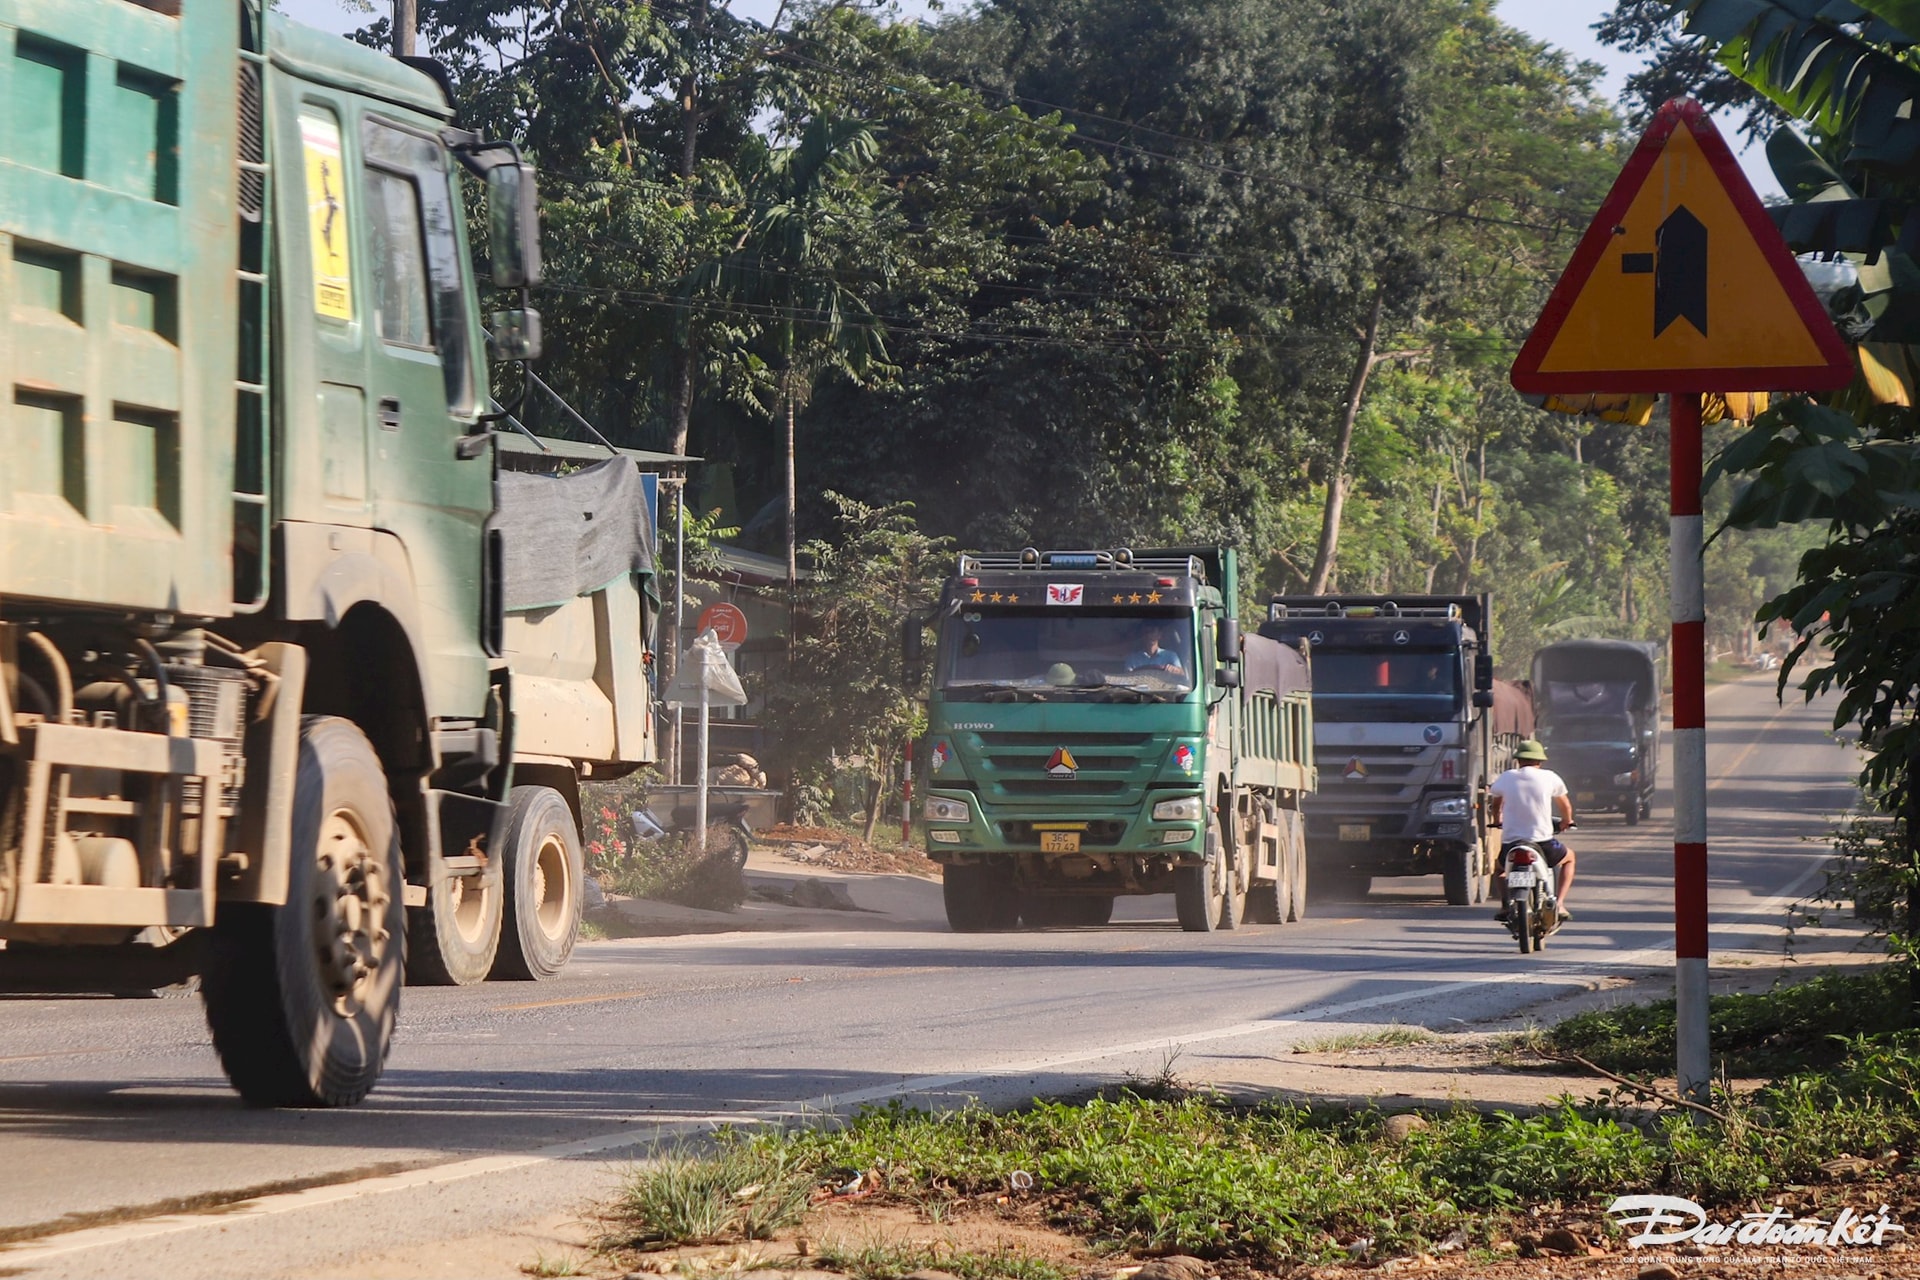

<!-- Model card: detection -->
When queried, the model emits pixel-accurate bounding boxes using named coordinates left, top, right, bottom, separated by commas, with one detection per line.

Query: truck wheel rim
left=449, top=870, right=493, bottom=944
left=532, top=832, right=571, bottom=941
left=312, top=808, right=389, bottom=1018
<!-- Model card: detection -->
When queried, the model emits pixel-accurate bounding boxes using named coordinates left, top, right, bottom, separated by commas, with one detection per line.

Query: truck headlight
left=930, top=829, right=962, bottom=844
left=923, top=797, right=970, bottom=823
left=1162, top=828, right=1195, bottom=844
left=1612, top=771, right=1636, bottom=786
left=1426, top=796, right=1470, bottom=818
left=1153, top=796, right=1205, bottom=822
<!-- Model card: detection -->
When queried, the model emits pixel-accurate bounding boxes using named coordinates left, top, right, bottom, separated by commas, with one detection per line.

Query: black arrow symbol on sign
left=1620, top=205, right=1708, bottom=337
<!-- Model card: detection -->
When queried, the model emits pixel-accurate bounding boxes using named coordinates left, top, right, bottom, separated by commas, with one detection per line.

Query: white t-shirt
left=1490, top=766, right=1568, bottom=842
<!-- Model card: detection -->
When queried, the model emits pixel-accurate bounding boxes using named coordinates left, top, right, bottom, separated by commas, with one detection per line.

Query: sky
left=280, top=0, right=1783, bottom=198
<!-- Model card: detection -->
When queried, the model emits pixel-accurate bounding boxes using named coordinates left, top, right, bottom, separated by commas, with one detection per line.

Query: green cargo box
left=0, top=0, right=240, bottom=616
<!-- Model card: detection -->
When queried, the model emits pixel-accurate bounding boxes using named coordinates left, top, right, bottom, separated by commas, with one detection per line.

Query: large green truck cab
left=916, top=548, right=1315, bottom=933
left=1258, top=595, right=1533, bottom=906
left=0, top=0, right=650, bottom=1104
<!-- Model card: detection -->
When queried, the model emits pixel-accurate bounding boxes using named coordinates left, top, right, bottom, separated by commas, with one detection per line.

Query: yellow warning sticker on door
left=301, top=112, right=353, bottom=321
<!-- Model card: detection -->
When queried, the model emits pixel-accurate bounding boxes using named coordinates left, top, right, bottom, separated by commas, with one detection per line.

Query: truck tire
left=944, top=863, right=1017, bottom=932
left=492, top=786, right=584, bottom=981
left=1019, top=894, right=1065, bottom=928
left=1623, top=798, right=1641, bottom=826
left=406, top=859, right=502, bottom=987
left=1175, top=825, right=1227, bottom=932
left=1070, top=895, right=1115, bottom=926
left=1245, top=875, right=1284, bottom=925
left=203, top=716, right=403, bottom=1107
left=1442, top=843, right=1472, bottom=906
left=1221, top=808, right=1250, bottom=931
left=1286, top=812, right=1307, bottom=922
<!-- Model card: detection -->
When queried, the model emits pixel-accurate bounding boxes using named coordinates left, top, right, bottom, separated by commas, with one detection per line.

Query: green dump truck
left=0, top=0, right=658, bottom=1104
left=913, top=548, right=1316, bottom=933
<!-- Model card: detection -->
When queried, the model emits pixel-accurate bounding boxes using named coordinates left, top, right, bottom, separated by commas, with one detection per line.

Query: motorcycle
left=1500, top=819, right=1572, bottom=954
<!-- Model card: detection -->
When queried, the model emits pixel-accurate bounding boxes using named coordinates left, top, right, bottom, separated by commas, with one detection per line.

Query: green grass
left=1548, top=967, right=1905, bottom=1077
left=611, top=1139, right=816, bottom=1249
left=593, top=972, right=1920, bottom=1271
left=1296, top=1024, right=1434, bottom=1053
left=812, top=1235, right=1072, bottom=1280
left=520, top=1251, right=585, bottom=1277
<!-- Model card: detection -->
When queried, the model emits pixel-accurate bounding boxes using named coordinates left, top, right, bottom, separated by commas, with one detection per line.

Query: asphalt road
left=0, top=674, right=1863, bottom=1278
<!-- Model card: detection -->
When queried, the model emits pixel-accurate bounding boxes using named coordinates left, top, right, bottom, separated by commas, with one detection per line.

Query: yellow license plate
left=1338, top=824, right=1372, bottom=842
left=1040, top=831, right=1081, bottom=853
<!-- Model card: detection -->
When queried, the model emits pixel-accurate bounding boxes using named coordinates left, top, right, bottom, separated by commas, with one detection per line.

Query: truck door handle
left=378, top=397, right=401, bottom=431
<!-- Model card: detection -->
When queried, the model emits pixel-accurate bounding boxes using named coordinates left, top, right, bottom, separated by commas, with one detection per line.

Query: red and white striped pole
left=1670, top=392, right=1710, bottom=1102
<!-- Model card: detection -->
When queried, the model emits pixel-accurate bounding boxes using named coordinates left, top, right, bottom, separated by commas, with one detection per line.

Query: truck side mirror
left=1215, top=666, right=1240, bottom=689
left=487, top=160, right=543, bottom=288
left=487, top=307, right=542, bottom=361
left=902, top=619, right=923, bottom=666
left=1216, top=618, right=1241, bottom=664
left=1472, top=689, right=1494, bottom=708
left=1473, top=653, right=1494, bottom=691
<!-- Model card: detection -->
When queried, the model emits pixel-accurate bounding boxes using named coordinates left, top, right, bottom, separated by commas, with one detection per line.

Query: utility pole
left=393, top=0, right=415, bottom=56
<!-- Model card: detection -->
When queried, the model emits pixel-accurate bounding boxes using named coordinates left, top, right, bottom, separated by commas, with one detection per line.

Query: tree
left=766, top=494, right=949, bottom=841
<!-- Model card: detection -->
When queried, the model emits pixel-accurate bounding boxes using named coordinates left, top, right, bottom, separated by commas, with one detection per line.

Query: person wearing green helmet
left=1488, top=738, right=1578, bottom=923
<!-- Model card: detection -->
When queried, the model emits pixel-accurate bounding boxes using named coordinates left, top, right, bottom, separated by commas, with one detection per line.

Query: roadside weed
left=813, top=1233, right=1071, bottom=1280
left=1549, top=967, right=1901, bottom=1076
left=616, top=1140, right=815, bottom=1248
left=1297, top=1024, right=1434, bottom=1054
left=520, top=1251, right=585, bottom=1278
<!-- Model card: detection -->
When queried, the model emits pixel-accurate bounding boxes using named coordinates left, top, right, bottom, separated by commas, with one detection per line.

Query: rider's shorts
left=1498, top=838, right=1569, bottom=870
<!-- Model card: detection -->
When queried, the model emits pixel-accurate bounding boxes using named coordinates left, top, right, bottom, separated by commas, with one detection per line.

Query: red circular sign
left=696, top=602, right=749, bottom=646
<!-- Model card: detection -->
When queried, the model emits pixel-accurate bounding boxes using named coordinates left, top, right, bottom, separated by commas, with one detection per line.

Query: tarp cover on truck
left=1242, top=634, right=1311, bottom=698
left=1489, top=678, right=1535, bottom=739
left=497, top=458, right=656, bottom=611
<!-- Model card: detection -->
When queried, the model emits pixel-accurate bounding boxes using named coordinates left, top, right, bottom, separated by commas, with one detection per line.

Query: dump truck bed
left=494, top=447, right=658, bottom=768
left=0, top=0, right=241, bottom=617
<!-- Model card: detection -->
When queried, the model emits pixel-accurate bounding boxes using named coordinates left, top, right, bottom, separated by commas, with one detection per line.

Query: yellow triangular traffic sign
left=1511, top=100, right=1853, bottom=394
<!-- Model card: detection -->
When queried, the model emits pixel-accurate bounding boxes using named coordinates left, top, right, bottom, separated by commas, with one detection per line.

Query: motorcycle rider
left=1489, top=738, right=1578, bottom=922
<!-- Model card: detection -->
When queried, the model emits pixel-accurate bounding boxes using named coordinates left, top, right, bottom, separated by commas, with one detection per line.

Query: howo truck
left=1258, top=595, right=1532, bottom=906
left=912, top=548, right=1315, bottom=933
left=0, top=0, right=657, bottom=1105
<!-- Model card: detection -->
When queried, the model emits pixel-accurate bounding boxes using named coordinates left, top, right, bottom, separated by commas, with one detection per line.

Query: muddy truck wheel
left=1286, top=812, right=1308, bottom=921
left=1442, top=842, right=1473, bottom=906
left=944, top=863, right=1017, bottom=932
left=203, top=717, right=403, bottom=1107
left=492, top=786, right=584, bottom=981
left=406, top=845, right=502, bottom=987
left=1175, top=821, right=1228, bottom=932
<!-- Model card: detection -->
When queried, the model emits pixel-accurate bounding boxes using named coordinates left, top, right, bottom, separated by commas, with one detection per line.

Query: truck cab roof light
left=1156, top=577, right=1176, bottom=587
left=960, top=577, right=978, bottom=587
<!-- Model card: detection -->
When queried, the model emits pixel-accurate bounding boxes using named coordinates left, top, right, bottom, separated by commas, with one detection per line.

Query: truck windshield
left=941, top=611, right=1195, bottom=700
left=1310, top=649, right=1460, bottom=721
left=1544, top=716, right=1635, bottom=749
